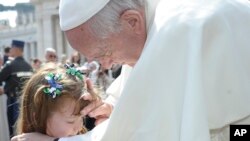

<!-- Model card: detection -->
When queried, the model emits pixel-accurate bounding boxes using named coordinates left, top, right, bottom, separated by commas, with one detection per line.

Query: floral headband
left=64, top=63, right=84, bottom=80
left=43, top=63, right=84, bottom=98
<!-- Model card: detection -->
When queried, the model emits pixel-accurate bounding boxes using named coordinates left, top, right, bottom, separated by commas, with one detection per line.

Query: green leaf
left=43, top=88, right=50, bottom=94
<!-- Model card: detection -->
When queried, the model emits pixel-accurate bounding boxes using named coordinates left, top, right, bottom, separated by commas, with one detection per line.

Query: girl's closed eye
left=67, top=115, right=82, bottom=124
left=67, top=120, right=76, bottom=124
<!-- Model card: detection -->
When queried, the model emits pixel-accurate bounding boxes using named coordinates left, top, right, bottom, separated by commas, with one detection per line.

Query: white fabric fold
left=105, top=65, right=132, bottom=106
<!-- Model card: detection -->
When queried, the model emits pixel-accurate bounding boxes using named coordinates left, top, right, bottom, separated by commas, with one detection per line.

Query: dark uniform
left=0, top=41, right=33, bottom=137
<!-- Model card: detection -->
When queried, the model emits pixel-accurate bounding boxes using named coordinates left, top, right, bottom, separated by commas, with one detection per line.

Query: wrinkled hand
left=81, top=79, right=113, bottom=125
left=11, top=133, right=55, bottom=141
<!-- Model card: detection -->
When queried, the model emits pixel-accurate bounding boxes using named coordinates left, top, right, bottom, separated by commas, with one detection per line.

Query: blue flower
left=43, top=73, right=63, bottom=98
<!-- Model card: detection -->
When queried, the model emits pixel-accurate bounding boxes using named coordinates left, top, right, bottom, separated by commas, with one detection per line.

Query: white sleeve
left=104, top=65, right=132, bottom=106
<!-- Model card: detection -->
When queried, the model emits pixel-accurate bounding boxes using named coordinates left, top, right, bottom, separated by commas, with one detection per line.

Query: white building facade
left=0, top=0, right=73, bottom=63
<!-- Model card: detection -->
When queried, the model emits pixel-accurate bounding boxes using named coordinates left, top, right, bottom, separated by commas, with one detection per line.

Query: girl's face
left=46, top=98, right=83, bottom=137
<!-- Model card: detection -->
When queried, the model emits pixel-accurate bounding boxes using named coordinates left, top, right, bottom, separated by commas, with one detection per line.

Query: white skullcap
left=59, top=0, right=110, bottom=31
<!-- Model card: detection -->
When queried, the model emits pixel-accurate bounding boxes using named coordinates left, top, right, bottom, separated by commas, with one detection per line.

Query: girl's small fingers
left=86, top=79, right=94, bottom=93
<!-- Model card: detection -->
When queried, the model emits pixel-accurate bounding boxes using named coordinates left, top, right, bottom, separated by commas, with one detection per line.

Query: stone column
left=29, top=42, right=35, bottom=59
left=24, top=42, right=31, bottom=62
left=43, top=15, right=55, bottom=50
left=54, top=16, right=64, bottom=57
left=28, top=12, right=35, bottom=24
left=35, top=4, right=44, bottom=60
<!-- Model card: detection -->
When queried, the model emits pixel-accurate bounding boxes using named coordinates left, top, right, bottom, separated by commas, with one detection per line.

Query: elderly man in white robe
left=12, top=0, right=250, bottom=141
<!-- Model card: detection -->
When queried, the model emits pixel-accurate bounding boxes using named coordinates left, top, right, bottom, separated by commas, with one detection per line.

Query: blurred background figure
left=85, top=61, right=100, bottom=85
left=70, top=51, right=81, bottom=67
left=3, top=46, right=11, bottom=65
left=45, top=47, right=57, bottom=63
left=0, top=54, right=3, bottom=68
left=0, top=40, right=33, bottom=138
left=31, top=58, right=42, bottom=72
left=83, top=62, right=114, bottom=99
left=97, top=67, right=114, bottom=94
left=60, top=54, right=69, bottom=65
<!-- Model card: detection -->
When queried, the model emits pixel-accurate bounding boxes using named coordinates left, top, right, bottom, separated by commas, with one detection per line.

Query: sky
left=0, top=0, right=30, bottom=27
left=0, top=11, right=17, bottom=27
left=0, top=0, right=30, bottom=6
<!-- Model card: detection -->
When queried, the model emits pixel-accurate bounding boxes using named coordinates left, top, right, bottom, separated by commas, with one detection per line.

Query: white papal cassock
left=59, top=0, right=250, bottom=141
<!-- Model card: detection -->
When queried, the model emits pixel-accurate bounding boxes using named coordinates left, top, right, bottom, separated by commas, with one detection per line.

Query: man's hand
left=81, top=79, right=113, bottom=125
left=11, top=133, right=55, bottom=141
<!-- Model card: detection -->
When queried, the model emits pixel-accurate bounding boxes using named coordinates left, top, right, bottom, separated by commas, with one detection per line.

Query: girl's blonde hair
left=17, top=63, right=92, bottom=134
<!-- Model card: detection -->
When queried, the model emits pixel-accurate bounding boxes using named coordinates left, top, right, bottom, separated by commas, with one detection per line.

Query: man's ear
left=120, top=9, right=145, bottom=35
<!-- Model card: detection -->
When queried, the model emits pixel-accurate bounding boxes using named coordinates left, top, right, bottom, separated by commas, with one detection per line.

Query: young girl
left=16, top=63, right=96, bottom=138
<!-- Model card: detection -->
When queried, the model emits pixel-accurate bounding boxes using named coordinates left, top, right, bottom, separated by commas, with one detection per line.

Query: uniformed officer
left=0, top=40, right=33, bottom=137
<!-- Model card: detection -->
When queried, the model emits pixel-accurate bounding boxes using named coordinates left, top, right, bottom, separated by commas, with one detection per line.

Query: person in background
left=31, top=58, right=42, bottom=72
left=45, top=48, right=57, bottom=63
left=96, top=66, right=114, bottom=93
left=0, top=54, right=3, bottom=68
left=60, top=54, right=69, bottom=65
left=70, top=52, right=81, bottom=67
left=0, top=40, right=33, bottom=138
left=81, top=61, right=100, bottom=86
left=3, top=46, right=11, bottom=65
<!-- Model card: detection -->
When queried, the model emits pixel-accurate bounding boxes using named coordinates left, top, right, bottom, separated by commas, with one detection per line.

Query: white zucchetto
left=59, top=0, right=110, bottom=31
